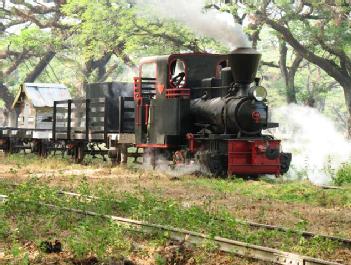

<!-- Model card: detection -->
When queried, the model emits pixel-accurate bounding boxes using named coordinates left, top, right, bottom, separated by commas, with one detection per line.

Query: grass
left=1, top=155, right=351, bottom=263
left=185, top=177, right=351, bottom=207
left=0, top=179, right=345, bottom=263
left=5, top=153, right=351, bottom=209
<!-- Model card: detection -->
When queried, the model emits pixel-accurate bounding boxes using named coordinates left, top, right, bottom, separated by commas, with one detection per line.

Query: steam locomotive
left=133, top=47, right=291, bottom=176
left=0, top=48, right=291, bottom=177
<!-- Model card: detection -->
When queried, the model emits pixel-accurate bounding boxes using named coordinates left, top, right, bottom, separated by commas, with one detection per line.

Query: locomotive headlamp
left=252, top=86, right=267, bottom=101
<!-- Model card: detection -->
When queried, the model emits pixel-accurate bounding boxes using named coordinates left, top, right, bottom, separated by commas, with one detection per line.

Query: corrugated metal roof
left=13, top=83, right=71, bottom=108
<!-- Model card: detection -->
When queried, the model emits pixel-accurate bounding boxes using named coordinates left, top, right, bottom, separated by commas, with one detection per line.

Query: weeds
left=187, top=178, right=351, bottom=207
left=0, top=179, right=343, bottom=263
left=334, top=163, right=351, bottom=186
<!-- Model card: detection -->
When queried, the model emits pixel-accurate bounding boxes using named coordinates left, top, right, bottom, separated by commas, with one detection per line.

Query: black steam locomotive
left=133, top=48, right=291, bottom=176
left=0, top=48, right=291, bottom=177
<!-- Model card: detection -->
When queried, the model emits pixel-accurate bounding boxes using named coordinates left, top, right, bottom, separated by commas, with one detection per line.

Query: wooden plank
left=89, top=126, right=105, bottom=131
left=55, top=107, right=68, bottom=112
left=90, top=98, right=105, bottom=103
left=71, top=127, right=86, bottom=131
left=55, top=118, right=68, bottom=123
left=90, top=107, right=105, bottom=112
left=90, top=117, right=104, bottom=122
left=89, top=112, right=105, bottom=118
left=90, top=102, right=105, bottom=107
left=90, top=121, right=105, bottom=127
left=55, top=133, right=68, bottom=139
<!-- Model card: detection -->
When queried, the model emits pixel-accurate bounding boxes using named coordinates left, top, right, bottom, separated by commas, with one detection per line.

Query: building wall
left=17, top=97, right=36, bottom=129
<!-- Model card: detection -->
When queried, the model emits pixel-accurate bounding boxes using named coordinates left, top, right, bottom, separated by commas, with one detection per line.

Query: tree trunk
left=24, top=51, right=56, bottom=83
left=342, top=85, right=351, bottom=137
left=80, top=52, right=113, bottom=96
left=0, top=83, right=14, bottom=126
left=278, top=41, right=302, bottom=104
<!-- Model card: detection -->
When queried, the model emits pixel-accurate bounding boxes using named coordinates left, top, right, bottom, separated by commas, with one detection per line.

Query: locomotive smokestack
left=228, top=48, right=261, bottom=84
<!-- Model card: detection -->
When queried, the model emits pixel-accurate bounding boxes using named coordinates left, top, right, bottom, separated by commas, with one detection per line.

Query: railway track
left=57, top=189, right=351, bottom=246
left=0, top=194, right=345, bottom=265
left=2, top=182, right=351, bottom=246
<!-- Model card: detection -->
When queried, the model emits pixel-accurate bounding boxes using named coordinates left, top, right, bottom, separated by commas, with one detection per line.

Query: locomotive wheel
left=280, top=153, right=292, bottom=175
left=207, top=154, right=226, bottom=177
left=197, top=151, right=227, bottom=178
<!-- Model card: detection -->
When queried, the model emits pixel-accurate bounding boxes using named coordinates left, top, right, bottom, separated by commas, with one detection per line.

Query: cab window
left=169, top=59, right=186, bottom=88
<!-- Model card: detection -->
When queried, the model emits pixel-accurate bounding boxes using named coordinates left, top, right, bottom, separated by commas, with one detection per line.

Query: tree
left=249, top=1, right=351, bottom=135
left=278, top=40, right=303, bottom=103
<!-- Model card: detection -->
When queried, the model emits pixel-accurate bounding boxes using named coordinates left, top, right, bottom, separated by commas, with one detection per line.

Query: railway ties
left=0, top=192, right=347, bottom=265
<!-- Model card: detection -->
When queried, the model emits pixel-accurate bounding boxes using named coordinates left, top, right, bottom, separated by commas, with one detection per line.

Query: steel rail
left=56, top=190, right=351, bottom=246
left=0, top=194, right=344, bottom=265
left=234, top=219, right=351, bottom=245
left=2, top=182, right=351, bottom=246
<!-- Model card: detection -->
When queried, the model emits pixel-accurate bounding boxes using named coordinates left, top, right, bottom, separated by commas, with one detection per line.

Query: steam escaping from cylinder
left=142, top=152, right=201, bottom=178
left=134, top=0, right=251, bottom=49
left=270, top=104, right=351, bottom=185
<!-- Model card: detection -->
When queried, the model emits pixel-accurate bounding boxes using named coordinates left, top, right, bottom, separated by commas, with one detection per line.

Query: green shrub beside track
left=334, top=163, right=351, bottom=186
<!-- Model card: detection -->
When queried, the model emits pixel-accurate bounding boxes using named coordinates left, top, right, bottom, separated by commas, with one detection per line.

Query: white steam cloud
left=270, top=104, right=351, bottom=185
left=142, top=153, right=201, bottom=178
left=135, top=0, right=251, bottom=49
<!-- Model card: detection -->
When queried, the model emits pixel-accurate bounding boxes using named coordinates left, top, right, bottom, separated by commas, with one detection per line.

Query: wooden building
left=11, top=83, right=71, bottom=129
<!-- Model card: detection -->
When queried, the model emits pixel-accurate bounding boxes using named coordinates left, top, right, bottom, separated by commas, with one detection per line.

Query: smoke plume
left=135, top=0, right=251, bottom=49
left=270, top=104, right=351, bottom=185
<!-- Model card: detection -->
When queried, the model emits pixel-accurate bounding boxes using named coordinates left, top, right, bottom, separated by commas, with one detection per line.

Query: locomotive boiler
left=190, top=48, right=268, bottom=136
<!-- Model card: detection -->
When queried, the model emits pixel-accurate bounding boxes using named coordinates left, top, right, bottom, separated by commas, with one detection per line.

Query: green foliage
left=61, top=0, right=207, bottom=60
left=67, top=218, right=129, bottom=258
left=0, top=26, right=61, bottom=54
left=334, top=163, right=351, bottom=186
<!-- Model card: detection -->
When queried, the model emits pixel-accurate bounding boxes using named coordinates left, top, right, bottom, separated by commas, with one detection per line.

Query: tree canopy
left=0, top=0, right=349, bottom=131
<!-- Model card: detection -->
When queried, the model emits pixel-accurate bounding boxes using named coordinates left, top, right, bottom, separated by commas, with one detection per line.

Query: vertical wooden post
left=52, top=101, right=57, bottom=141
left=85, top=99, right=90, bottom=141
left=118, top=96, right=124, bottom=133
left=67, top=100, right=72, bottom=140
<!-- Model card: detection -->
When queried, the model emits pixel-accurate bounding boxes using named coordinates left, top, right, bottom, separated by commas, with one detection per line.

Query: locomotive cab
left=134, top=53, right=227, bottom=149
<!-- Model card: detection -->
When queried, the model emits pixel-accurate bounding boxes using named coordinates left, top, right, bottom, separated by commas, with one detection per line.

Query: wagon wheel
left=2, top=138, right=11, bottom=155
left=9, top=139, right=19, bottom=154
left=39, top=140, right=49, bottom=158
left=74, top=143, right=86, bottom=164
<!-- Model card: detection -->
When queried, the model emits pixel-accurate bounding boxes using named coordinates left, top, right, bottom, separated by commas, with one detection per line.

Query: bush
left=334, top=163, right=351, bottom=186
